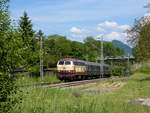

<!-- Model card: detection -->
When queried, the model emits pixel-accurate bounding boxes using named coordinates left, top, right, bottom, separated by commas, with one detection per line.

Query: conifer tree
left=19, top=11, right=34, bottom=45
left=18, top=11, right=40, bottom=76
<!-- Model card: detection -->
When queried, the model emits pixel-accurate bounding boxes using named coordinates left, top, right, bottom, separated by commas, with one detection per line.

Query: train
left=56, top=58, right=110, bottom=81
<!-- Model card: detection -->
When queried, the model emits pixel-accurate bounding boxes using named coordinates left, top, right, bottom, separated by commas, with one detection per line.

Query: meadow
left=12, top=63, right=150, bottom=113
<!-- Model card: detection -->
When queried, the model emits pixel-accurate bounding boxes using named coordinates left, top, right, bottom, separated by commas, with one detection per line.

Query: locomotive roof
left=59, top=58, right=109, bottom=67
left=59, top=58, right=85, bottom=63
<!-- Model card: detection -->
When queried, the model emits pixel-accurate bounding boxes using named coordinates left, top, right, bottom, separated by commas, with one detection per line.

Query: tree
left=127, top=16, right=150, bottom=62
left=18, top=11, right=40, bottom=76
left=43, top=35, right=72, bottom=67
left=70, top=41, right=84, bottom=60
left=19, top=11, right=35, bottom=45
left=104, top=42, right=118, bottom=57
left=0, top=0, right=21, bottom=112
left=83, top=37, right=124, bottom=62
left=84, top=37, right=99, bottom=62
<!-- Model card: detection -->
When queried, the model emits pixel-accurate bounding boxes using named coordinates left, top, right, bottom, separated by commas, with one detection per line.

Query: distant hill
left=111, top=40, right=133, bottom=56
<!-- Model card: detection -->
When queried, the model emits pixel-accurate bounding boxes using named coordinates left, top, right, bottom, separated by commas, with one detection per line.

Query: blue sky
left=10, top=0, right=149, bottom=43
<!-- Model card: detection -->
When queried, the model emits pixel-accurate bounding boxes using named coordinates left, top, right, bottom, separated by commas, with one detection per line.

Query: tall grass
left=15, top=73, right=60, bottom=86
left=132, top=61, right=150, bottom=74
left=12, top=84, right=150, bottom=113
left=12, top=63, right=150, bottom=113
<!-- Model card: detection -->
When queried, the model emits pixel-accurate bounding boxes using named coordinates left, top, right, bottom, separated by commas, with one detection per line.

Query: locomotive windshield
left=65, top=61, right=71, bottom=65
left=58, top=61, right=64, bottom=65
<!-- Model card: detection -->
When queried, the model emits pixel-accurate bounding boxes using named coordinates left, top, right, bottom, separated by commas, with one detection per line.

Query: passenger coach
left=56, top=58, right=110, bottom=80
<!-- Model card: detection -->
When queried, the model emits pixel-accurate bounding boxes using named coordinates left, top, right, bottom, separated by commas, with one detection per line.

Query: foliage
left=0, top=73, right=17, bottom=113
left=83, top=37, right=99, bottom=62
left=110, top=66, right=125, bottom=76
left=104, top=41, right=124, bottom=57
left=18, top=11, right=40, bottom=76
left=70, top=41, right=84, bottom=60
left=0, top=1, right=21, bottom=112
left=43, top=36, right=125, bottom=67
left=127, top=16, right=150, bottom=62
left=18, top=11, right=35, bottom=45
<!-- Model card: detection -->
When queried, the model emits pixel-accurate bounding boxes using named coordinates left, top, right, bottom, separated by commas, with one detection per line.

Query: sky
left=10, top=0, right=150, bottom=44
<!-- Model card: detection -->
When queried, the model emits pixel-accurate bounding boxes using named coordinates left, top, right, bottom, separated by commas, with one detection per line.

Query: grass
left=132, top=61, right=150, bottom=74
left=12, top=63, right=150, bottom=113
left=15, top=73, right=60, bottom=86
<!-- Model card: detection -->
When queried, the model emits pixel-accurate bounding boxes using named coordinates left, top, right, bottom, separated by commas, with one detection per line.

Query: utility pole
left=125, top=53, right=130, bottom=76
left=39, top=30, right=43, bottom=81
left=127, top=53, right=130, bottom=74
left=86, top=54, right=88, bottom=61
left=97, top=34, right=104, bottom=78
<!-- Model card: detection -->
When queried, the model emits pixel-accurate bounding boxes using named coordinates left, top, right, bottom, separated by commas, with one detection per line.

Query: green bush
left=0, top=73, right=19, bottom=113
left=28, top=65, right=40, bottom=77
left=110, top=66, right=125, bottom=77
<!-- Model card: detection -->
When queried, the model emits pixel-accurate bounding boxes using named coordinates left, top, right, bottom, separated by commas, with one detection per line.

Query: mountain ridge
left=111, top=40, right=133, bottom=56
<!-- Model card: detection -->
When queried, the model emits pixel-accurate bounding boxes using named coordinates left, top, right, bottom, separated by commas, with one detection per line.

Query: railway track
left=20, top=78, right=106, bottom=88
left=43, top=78, right=105, bottom=88
left=20, top=77, right=130, bottom=88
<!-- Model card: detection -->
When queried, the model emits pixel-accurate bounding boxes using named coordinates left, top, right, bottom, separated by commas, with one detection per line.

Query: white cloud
left=97, top=27, right=105, bottom=32
left=70, top=26, right=90, bottom=41
left=69, top=21, right=130, bottom=43
left=97, top=21, right=130, bottom=43
left=106, top=32, right=122, bottom=41
left=98, top=21, right=118, bottom=28
left=98, top=21, right=130, bottom=31
left=70, top=27, right=82, bottom=33
left=119, top=25, right=131, bottom=30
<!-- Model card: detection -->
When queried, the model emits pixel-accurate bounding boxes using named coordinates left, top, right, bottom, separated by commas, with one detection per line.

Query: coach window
left=65, top=61, right=71, bottom=65
left=73, top=62, right=78, bottom=65
left=59, top=61, right=64, bottom=65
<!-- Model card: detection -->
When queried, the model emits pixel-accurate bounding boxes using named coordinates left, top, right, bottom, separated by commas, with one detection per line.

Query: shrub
left=28, top=65, right=40, bottom=77
left=110, top=66, right=125, bottom=77
left=0, top=73, right=18, bottom=113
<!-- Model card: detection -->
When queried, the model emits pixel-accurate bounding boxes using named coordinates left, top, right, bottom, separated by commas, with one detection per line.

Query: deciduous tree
left=127, top=16, right=150, bottom=62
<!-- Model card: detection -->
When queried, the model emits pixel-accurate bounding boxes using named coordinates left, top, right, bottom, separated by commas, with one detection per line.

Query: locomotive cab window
left=65, top=61, right=71, bottom=65
left=58, top=61, right=64, bottom=65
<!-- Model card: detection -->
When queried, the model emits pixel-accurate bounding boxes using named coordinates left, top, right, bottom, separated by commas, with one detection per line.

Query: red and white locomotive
left=56, top=58, right=110, bottom=80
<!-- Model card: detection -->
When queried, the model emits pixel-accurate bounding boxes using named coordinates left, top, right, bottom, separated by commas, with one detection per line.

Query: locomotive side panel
left=73, top=61, right=86, bottom=76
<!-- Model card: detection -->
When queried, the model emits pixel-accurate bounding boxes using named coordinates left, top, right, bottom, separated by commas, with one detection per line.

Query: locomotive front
left=56, top=59, right=75, bottom=80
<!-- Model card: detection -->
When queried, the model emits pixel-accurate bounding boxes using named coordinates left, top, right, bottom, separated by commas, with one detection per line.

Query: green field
left=12, top=64, right=150, bottom=113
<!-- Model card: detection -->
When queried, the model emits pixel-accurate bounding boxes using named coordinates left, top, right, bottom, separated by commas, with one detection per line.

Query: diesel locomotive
left=56, top=58, right=110, bottom=80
